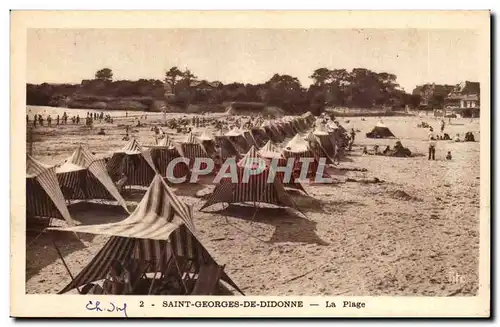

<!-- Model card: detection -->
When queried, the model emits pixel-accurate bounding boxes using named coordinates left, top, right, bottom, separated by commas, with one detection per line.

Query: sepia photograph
left=10, top=10, right=491, bottom=318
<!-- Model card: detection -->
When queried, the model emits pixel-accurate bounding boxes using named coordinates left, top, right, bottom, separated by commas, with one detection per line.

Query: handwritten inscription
left=86, top=301, right=128, bottom=317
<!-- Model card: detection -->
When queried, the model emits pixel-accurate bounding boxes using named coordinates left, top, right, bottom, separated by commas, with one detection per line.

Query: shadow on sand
left=25, top=230, right=87, bottom=281
left=68, top=201, right=130, bottom=226
left=212, top=204, right=329, bottom=246
left=26, top=202, right=131, bottom=281
left=121, top=187, right=148, bottom=203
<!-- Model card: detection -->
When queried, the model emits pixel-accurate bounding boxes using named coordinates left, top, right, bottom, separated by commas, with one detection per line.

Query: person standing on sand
left=56, top=115, right=60, bottom=125
left=440, top=119, right=445, bottom=133
left=428, top=127, right=437, bottom=161
left=76, top=115, right=80, bottom=124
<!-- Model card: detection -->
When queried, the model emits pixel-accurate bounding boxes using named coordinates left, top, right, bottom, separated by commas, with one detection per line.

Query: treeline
left=27, top=66, right=425, bottom=115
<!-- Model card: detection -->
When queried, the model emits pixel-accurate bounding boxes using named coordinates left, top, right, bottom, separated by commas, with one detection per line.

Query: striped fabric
left=52, top=174, right=242, bottom=295
left=150, top=147, right=190, bottom=180
left=214, top=136, right=238, bottom=158
left=282, top=135, right=330, bottom=179
left=56, top=146, right=129, bottom=212
left=281, top=122, right=294, bottom=138
left=227, top=134, right=250, bottom=153
left=180, top=136, right=209, bottom=170
left=242, top=130, right=258, bottom=148
left=26, top=155, right=75, bottom=225
left=107, top=153, right=157, bottom=187
left=304, top=132, right=334, bottom=165
left=257, top=142, right=307, bottom=195
left=262, top=126, right=281, bottom=143
left=52, top=174, right=196, bottom=238
left=250, top=128, right=269, bottom=147
left=107, top=139, right=158, bottom=187
left=200, top=147, right=296, bottom=211
left=58, top=231, right=242, bottom=294
left=156, top=135, right=174, bottom=148
left=271, top=124, right=286, bottom=142
left=314, top=133, right=336, bottom=159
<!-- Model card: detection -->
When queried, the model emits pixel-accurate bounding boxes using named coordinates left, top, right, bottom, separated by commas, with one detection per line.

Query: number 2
left=139, top=301, right=144, bottom=307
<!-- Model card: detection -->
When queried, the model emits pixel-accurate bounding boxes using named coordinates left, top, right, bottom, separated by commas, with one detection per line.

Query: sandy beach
left=25, top=108, right=480, bottom=296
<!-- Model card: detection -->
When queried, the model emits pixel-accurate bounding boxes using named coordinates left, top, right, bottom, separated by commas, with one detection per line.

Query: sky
left=26, top=28, right=480, bottom=92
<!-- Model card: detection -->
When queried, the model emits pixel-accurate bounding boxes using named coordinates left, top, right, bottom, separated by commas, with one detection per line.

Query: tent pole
left=51, top=238, right=82, bottom=294
left=169, top=243, right=189, bottom=294
left=147, top=241, right=169, bottom=295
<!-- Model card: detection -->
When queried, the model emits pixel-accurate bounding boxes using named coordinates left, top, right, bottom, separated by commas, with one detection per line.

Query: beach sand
left=25, top=112, right=480, bottom=296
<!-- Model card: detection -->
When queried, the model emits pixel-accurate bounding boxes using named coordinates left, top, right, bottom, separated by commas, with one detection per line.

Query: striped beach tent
left=282, top=134, right=331, bottom=180
left=198, top=130, right=217, bottom=158
left=313, top=125, right=336, bottom=155
left=51, top=175, right=243, bottom=295
left=200, top=146, right=298, bottom=211
left=294, top=117, right=308, bottom=132
left=214, top=132, right=241, bottom=161
left=179, top=133, right=209, bottom=170
left=26, top=155, right=75, bottom=228
left=241, top=128, right=258, bottom=148
left=261, top=121, right=283, bottom=143
left=280, top=121, right=295, bottom=138
left=258, top=141, right=307, bottom=195
left=155, top=134, right=174, bottom=148
left=225, top=128, right=250, bottom=152
left=305, top=131, right=335, bottom=165
left=149, top=143, right=190, bottom=182
left=55, top=146, right=129, bottom=212
left=301, top=111, right=315, bottom=125
left=250, top=127, right=269, bottom=148
left=106, top=139, right=158, bottom=187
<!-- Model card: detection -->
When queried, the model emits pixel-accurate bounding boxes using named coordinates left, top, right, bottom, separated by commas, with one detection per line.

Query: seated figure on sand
left=464, top=132, right=476, bottom=142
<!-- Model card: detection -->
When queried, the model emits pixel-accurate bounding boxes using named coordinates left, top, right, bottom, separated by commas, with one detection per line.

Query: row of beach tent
left=25, top=111, right=355, bottom=295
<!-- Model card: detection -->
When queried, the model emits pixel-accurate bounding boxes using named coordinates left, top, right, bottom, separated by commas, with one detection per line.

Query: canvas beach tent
left=314, top=126, right=336, bottom=154
left=106, top=138, right=158, bottom=187
left=276, top=121, right=294, bottom=138
left=214, top=131, right=242, bottom=161
left=55, top=146, right=129, bottom=213
left=258, top=141, right=307, bottom=195
left=197, top=130, right=218, bottom=158
left=271, top=122, right=287, bottom=142
left=50, top=174, right=243, bottom=296
left=26, top=155, right=76, bottom=230
left=250, top=127, right=270, bottom=148
left=260, top=121, right=281, bottom=143
left=306, top=130, right=335, bottom=164
left=225, top=127, right=251, bottom=153
left=148, top=140, right=190, bottom=182
left=179, top=132, right=210, bottom=171
left=366, top=121, right=396, bottom=139
left=282, top=134, right=331, bottom=180
left=240, top=128, right=258, bottom=148
left=301, top=111, right=315, bottom=125
left=155, top=134, right=174, bottom=148
left=200, top=146, right=302, bottom=214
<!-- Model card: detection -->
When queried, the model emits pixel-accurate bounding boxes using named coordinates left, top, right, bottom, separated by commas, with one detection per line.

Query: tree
left=310, top=68, right=331, bottom=86
left=182, top=69, right=197, bottom=87
left=95, top=68, right=113, bottom=81
left=266, top=74, right=306, bottom=113
left=165, top=66, right=184, bottom=93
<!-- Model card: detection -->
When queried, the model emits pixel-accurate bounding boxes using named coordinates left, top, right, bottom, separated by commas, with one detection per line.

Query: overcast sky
left=27, top=28, right=480, bottom=92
